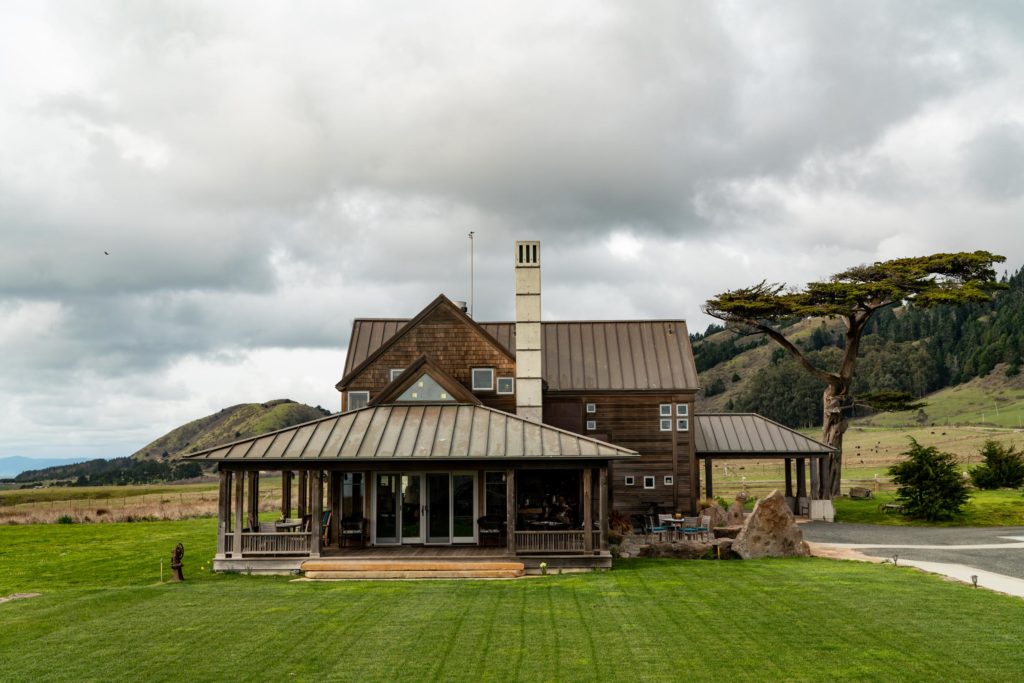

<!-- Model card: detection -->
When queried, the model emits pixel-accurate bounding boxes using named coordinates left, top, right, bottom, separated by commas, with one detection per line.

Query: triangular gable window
left=398, top=373, right=455, bottom=402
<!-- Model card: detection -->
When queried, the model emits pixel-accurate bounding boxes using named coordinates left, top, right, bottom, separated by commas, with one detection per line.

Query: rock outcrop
left=732, top=489, right=809, bottom=559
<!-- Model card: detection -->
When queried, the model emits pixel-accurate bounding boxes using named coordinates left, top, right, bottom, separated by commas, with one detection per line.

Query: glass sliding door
left=452, top=473, right=476, bottom=544
left=401, top=474, right=423, bottom=544
left=426, top=473, right=451, bottom=544
left=375, top=474, right=399, bottom=545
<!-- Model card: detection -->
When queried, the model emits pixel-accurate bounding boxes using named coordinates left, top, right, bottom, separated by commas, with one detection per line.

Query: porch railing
left=514, top=530, right=603, bottom=554
left=223, top=532, right=312, bottom=556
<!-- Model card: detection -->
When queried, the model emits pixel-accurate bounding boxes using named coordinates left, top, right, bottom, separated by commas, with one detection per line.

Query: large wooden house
left=185, top=241, right=833, bottom=574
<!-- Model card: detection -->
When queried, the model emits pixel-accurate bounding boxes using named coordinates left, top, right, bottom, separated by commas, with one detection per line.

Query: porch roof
left=181, top=404, right=639, bottom=462
left=694, top=413, right=835, bottom=459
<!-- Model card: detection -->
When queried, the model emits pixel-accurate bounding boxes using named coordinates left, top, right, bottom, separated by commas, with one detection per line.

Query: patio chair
left=643, top=515, right=668, bottom=543
left=477, top=515, right=506, bottom=547
left=321, top=510, right=332, bottom=546
left=339, top=516, right=367, bottom=548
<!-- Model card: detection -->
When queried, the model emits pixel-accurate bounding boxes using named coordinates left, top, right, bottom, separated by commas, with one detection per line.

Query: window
left=586, top=420, right=597, bottom=431
left=586, top=403, right=596, bottom=414
left=472, top=368, right=494, bottom=391
left=676, top=403, right=688, bottom=417
left=664, top=475, right=674, bottom=486
left=484, top=472, right=506, bottom=518
left=347, top=391, right=369, bottom=411
left=676, top=418, right=689, bottom=432
left=659, top=404, right=672, bottom=417
left=624, top=476, right=635, bottom=486
left=389, top=368, right=404, bottom=381
left=643, top=476, right=656, bottom=489
left=660, top=418, right=672, bottom=432
left=496, top=377, right=515, bottom=394
left=398, top=373, right=454, bottom=402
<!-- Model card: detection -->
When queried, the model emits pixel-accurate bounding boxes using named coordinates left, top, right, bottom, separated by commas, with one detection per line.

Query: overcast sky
left=2, top=1, right=1023, bottom=459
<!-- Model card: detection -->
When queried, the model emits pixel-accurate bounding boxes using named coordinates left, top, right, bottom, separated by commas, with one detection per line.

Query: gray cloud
left=2, top=1, right=1023, bottom=456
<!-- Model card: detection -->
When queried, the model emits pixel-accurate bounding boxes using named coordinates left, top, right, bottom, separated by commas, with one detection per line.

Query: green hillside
left=857, top=365, right=1024, bottom=429
left=131, top=399, right=330, bottom=460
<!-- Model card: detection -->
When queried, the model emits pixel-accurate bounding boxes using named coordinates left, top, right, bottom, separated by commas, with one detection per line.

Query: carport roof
left=694, top=413, right=835, bottom=459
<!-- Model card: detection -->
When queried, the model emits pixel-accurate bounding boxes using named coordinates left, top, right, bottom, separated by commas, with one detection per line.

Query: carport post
left=704, top=457, right=713, bottom=500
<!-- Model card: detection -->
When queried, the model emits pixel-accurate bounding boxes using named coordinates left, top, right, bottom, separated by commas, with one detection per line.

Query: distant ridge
left=0, top=456, right=90, bottom=479
left=131, top=399, right=331, bottom=460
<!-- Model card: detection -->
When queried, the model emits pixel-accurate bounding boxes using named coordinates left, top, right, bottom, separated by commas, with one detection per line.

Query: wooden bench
left=880, top=503, right=903, bottom=514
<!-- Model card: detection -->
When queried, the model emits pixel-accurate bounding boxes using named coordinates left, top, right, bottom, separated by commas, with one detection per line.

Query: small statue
left=170, top=543, right=185, bottom=582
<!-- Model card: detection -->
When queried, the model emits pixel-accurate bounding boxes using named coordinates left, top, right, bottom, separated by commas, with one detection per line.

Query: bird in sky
left=104, top=251, right=109, bottom=255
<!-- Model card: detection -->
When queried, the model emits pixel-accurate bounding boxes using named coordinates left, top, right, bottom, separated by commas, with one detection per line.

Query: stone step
left=301, top=560, right=525, bottom=573
left=303, top=568, right=524, bottom=580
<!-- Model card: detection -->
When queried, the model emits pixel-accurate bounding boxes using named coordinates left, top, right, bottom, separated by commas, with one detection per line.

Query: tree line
left=15, top=457, right=204, bottom=486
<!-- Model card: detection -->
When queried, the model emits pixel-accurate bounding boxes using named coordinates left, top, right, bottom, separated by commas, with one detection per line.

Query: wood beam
left=330, top=472, right=341, bottom=548
left=583, top=467, right=593, bottom=554
left=233, top=468, right=244, bottom=557
left=310, top=471, right=322, bottom=558
left=216, top=469, right=228, bottom=558
left=505, top=468, right=516, bottom=555
left=784, top=458, right=793, bottom=499
left=598, top=466, right=608, bottom=551
left=297, top=470, right=308, bottom=519
left=704, top=457, right=713, bottom=500
left=282, top=471, right=293, bottom=520
left=796, top=458, right=807, bottom=499
left=247, top=471, right=259, bottom=530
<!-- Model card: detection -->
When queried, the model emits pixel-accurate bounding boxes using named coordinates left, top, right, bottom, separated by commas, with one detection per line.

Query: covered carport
left=694, top=413, right=836, bottom=516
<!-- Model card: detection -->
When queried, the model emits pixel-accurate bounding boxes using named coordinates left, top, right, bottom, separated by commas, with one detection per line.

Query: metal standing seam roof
left=694, top=414, right=836, bottom=458
left=343, top=319, right=699, bottom=392
left=181, top=403, right=639, bottom=462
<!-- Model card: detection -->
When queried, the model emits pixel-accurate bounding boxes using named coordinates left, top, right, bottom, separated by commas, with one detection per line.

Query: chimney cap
left=515, top=240, right=540, bottom=267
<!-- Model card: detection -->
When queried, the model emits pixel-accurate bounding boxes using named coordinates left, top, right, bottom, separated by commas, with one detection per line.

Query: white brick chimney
left=514, top=240, right=542, bottom=422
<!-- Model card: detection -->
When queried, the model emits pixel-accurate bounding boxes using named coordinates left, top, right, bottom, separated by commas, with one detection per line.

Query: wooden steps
left=299, top=559, right=526, bottom=580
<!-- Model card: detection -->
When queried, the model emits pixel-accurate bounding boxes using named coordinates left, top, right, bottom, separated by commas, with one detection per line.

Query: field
left=2, top=520, right=1024, bottom=681
left=834, top=489, right=1024, bottom=526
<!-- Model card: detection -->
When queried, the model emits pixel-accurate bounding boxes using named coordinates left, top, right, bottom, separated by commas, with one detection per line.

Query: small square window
left=586, top=420, right=597, bottom=431
left=389, top=368, right=404, bottom=381
left=676, top=403, right=688, bottom=416
left=347, top=391, right=369, bottom=411
left=585, top=403, right=596, bottom=414
left=660, top=418, right=672, bottom=432
left=496, top=377, right=515, bottom=394
left=624, top=476, right=635, bottom=486
left=643, top=476, right=655, bottom=489
left=472, top=368, right=494, bottom=391
left=659, top=404, right=672, bottom=417
left=664, top=475, right=674, bottom=486
left=676, top=418, right=689, bottom=432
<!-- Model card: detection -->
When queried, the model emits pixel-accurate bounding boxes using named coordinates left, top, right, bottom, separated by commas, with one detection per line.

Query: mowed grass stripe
left=2, top=522, right=1024, bottom=681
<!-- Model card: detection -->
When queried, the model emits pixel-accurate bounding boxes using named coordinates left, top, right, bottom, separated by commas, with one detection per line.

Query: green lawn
left=2, top=521, right=1024, bottom=681
left=835, top=488, right=1024, bottom=527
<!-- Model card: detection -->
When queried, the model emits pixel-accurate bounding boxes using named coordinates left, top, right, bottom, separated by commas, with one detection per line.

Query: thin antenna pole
left=468, top=231, right=475, bottom=318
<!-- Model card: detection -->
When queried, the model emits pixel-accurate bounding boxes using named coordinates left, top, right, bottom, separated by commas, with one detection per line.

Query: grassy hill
left=131, top=399, right=330, bottom=460
left=855, top=364, right=1024, bottom=429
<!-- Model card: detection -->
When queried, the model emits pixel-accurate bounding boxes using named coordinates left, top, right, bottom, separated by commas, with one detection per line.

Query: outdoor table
left=275, top=521, right=302, bottom=532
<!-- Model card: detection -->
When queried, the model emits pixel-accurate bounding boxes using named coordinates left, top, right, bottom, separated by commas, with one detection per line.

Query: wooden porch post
left=505, top=468, right=516, bottom=554
left=809, top=458, right=819, bottom=499
left=233, top=468, right=244, bottom=557
left=598, top=466, right=609, bottom=551
left=282, top=471, right=293, bottom=520
left=704, top=457, right=714, bottom=500
left=784, top=458, right=793, bottom=498
left=297, top=470, right=308, bottom=518
left=247, top=471, right=259, bottom=530
left=796, top=458, right=807, bottom=499
left=310, top=471, right=322, bottom=558
left=216, top=469, right=228, bottom=558
left=330, top=471, right=341, bottom=548
left=583, top=467, right=593, bottom=554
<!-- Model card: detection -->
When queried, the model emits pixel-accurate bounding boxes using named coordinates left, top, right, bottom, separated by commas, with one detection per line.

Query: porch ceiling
left=694, top=413, right=835, bottom=459
left=182, top=403, right=638, bottom=462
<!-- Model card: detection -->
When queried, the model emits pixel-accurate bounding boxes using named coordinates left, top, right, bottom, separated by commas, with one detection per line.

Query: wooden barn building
left=185, top=241, right=833, bottom=575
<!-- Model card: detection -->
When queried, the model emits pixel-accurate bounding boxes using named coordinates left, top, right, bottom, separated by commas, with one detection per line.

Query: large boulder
left=732, top=489, right=809, bottom=559
left=698, top=502, right=729, bottom=529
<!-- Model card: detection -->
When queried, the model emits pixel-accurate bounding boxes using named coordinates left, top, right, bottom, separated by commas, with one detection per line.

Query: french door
left=374, top=472, right=476, bottom=545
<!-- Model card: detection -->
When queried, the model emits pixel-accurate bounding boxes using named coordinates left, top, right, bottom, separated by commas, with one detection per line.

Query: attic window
left=398, top=374, right=454, bottom=402
left=496, top=377, right=514, bottom=394
left=347, top=391, right=369, bottom=411
left=472, top=368, right=494, bottom=391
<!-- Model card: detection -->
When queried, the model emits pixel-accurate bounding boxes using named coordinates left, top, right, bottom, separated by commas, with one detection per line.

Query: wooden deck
left=325, top=545, right=513, bottom=559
